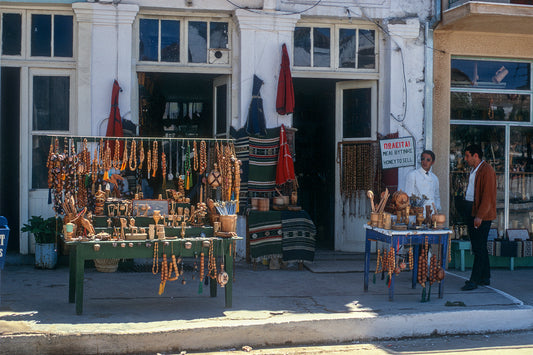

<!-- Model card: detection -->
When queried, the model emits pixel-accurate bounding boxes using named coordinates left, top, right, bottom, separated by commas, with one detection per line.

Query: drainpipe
left=424, top=0, right=441, bottom=150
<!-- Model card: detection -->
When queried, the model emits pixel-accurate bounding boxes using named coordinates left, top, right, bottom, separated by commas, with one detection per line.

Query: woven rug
left=248, top=210, right=282, bottom=260
left=248, top=135, right=279, bottom=197
left=281, top=210, right=316, bottom=262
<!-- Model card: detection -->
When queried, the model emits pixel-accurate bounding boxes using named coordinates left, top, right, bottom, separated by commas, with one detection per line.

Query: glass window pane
left=451, top=59, right=530, bottom=90
left=188, top=21, right=207, bottom=63
left=31, top=14, right=51, bottom=57
left=339, top=28, right=356, bottom=68
left=54, top=15, right=73, bottom=57
left=161, top=20, right=180, bottom=62
left=343, top=88, right=371, bottom=138
left=216, top=84, right=227, bottom=134
left=509, top=127, right=533, bottom=232
left=2, top=13, right=21, bottom=55
left=33, top=76, right=70, bottom=131
left=32, top=135, right=51, bottom=189
left=210, top=22, right=228, bottom=49
left=294, top=27, right=310, bottom=67
left=451, top=92, right=530, bottom=122
left=358, top=29, right=375, bottom=69
left=449, top=125, right=505, bottom=228
left=139, top=19, right=158, bottom=61
left=313, top=27, right=330, bottom=67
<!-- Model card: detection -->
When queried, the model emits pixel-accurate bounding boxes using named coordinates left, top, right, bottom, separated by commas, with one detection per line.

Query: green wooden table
left=65, top=237, right=239, bottom=315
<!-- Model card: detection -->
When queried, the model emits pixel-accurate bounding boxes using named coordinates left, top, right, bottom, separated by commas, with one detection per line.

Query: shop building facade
left=0, top=0, right=434, bottom=255
left=433, top=0, right=533, bottom=238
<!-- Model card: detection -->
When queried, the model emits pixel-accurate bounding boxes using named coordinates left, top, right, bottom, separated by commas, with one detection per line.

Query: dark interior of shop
left=293, top=78, right=337, bottom=249
left=1, top=67, right=21, bottom=251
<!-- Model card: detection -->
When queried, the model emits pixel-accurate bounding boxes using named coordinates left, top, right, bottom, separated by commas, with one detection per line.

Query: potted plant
left=21, top=216, right=60, bottom=269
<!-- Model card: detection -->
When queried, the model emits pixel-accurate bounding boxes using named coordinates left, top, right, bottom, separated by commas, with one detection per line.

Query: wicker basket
left=94, top=258, right=119, bottom=273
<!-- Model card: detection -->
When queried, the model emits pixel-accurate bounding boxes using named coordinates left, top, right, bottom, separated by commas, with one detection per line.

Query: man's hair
left=421, top=150, right=435, bottom=161
left=465, top=144, right=483, bottom=160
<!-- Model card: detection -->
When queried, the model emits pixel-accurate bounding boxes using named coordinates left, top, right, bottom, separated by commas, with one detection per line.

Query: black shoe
left=461, top=281, right=478, bottom=291
left=478, top=279, right=490, bottom=286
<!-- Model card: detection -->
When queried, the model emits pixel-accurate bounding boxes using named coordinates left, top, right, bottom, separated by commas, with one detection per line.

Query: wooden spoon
left=367, top=190, right=375, bottom=212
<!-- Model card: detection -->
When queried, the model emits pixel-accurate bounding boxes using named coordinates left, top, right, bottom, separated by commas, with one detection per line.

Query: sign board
left=0, top=216, right=9, bottom=269
left=379, top=136, right=416, bottom=169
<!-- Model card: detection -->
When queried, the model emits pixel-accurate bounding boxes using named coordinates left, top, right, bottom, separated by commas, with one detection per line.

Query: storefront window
left=509, top=127, right=533, bottom=230
left=343, top=87, right=371, bottom=139
left=449, top=125, right=505, bottom=230
left=450, top=57, right=533, bottom=235
left=451, top=58, right=531, bottom=122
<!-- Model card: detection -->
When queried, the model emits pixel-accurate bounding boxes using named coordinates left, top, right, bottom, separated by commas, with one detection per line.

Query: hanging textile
left=276, top=43, right=295, bottom=115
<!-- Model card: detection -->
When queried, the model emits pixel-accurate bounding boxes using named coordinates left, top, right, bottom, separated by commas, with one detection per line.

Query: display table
left=65, top=236, right=240, bottom=315
left=363, top=225, right=452, bottom=301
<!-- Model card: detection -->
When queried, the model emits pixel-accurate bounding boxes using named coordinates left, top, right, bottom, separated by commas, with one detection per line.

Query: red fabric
left=276, top=124, right=295, bottom=185
left=105, top=80, right=123, bottom=156
left=276, top=43, right=295, bottom=115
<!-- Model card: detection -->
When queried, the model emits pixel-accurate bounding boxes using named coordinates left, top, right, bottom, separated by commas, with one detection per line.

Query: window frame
left=292, top=21, right=379, bottom=73
left=136, top=14, right=232, bottom=68
left=0, top=8, right=76, bottom=62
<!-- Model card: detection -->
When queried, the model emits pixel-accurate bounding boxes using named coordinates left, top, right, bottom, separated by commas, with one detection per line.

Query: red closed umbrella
left=276, top=43, right=295, bottom=115
left=105, top=80, right=124, bottom=158
left=276, top=124, right=295, bottom=185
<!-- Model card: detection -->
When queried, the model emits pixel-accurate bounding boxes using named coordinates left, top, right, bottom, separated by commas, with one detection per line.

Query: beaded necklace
left=121, top=140, right=128, bottom=171
left=129, top=139, right=137, bottom=171
left=152, top=140, right=158, bottom=177
left=199, top=140, right=207, bottom=174
left=193, top=140, right=199, bottom=171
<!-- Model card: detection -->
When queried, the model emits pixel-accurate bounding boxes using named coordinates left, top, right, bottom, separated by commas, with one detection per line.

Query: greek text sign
left=380, top=136, right=415, bottom=169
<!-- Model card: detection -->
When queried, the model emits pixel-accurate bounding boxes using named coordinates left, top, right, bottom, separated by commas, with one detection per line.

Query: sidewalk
left=1, top=251, right=533, bottom=355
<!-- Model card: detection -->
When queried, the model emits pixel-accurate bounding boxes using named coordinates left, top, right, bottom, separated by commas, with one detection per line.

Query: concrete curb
left=2, top=308, right=533, bottom=355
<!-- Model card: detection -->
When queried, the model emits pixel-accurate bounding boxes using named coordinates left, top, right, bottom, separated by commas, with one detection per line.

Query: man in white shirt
left=404, top=150, right=441, bottom=215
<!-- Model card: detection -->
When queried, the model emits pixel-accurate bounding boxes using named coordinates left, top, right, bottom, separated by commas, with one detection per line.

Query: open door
left=213, top=75, right=231, bottom=137
left=334, top=80, right=377, bottom=251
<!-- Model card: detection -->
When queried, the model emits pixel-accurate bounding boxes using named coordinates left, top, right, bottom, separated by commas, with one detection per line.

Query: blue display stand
left=0, top=216, right=10, bottom=306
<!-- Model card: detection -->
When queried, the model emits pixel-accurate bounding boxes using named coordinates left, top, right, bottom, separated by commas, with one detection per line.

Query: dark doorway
left=293, top=78, right=337, bottom=249
left=138, top=72, right=217, bottom=138
left=1, top=67, right=20, bottom=251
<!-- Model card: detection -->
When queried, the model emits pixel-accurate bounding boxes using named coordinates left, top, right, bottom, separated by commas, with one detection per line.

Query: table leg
left=364, top=233, right=371, bottom=291
left=75, top=253, right=85, bottom=315
left=460, top=250, right=465, bottom=272
left=69, top=246, right=76, bottom=303
left=412, top=245, right=419, bottom=289
left=510, top=257, right=514, bottom=271
left=439, top=237, right=447, bottom=298
left=224, top=249, right=233, bottom=308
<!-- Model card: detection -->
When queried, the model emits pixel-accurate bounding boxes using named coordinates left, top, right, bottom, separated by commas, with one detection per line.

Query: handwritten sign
left=379, top=136, right=415, bottom=169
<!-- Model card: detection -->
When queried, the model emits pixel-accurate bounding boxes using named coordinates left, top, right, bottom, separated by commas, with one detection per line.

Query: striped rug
left=281, top=210, right=316, bottom=262
left=248, top=210, right=283, bottom=260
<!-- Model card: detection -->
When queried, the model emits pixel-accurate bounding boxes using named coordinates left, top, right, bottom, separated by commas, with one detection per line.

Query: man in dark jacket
left=461, top=144, right=497, bottom=291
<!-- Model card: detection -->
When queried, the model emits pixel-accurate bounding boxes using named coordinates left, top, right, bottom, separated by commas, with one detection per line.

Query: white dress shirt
left=404, top=167, right=441, bottom=212
left=465, top=160, right=483, bottom=202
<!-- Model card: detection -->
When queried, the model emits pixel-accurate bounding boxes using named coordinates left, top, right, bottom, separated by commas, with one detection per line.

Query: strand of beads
left=129, top=139, right=137, bottom=171
left=121, top=140, right=128, bottom=171
left=152, top=242, right=159, bottom=274
left=138, top=141, right=144, bottom=170
left=199, top=140, right=207, bottom=174
left=208, top=241, right=217, bottom=280
left=147, top=147, right=152, bottom=178
left=193, top=140, right=199, bottom=171
left=152, top=141, right=158, bottom=177
left=113, top=139, right=121, bottom=169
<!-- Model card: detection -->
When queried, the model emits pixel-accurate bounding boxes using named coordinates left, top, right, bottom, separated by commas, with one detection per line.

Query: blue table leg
left=412, top=244, right=420, bottom=289
left=364, top=232, right=371, bottom=291
left=439, top=236, right=447, bottom=298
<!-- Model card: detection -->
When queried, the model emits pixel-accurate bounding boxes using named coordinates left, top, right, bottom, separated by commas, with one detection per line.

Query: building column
left=73, top=3, right=138, bottom=136
left=234, top=9, right=299, bottom=130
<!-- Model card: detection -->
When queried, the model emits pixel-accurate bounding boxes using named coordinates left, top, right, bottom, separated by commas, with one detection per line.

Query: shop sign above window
left=450, top=58, right=531, bottom=122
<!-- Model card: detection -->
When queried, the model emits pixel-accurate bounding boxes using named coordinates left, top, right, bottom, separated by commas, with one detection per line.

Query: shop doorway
left=0, top=67, right=20, bottom=251
left=138, top=72, right=229, bottom=138
left=293, top=78, right=337, bottom=249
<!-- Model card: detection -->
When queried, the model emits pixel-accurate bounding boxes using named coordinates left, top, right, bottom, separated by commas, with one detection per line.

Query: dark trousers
left=464, top=201, right=491, bottom=283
